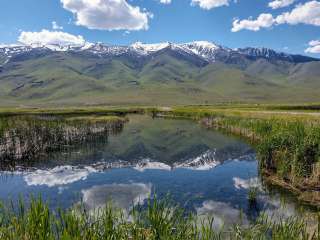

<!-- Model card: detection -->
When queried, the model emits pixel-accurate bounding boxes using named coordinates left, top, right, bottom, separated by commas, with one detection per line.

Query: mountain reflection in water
left=0, top=115, right=313, bottom=227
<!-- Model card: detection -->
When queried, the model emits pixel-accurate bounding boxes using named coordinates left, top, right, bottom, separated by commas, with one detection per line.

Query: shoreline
left=153, top=107, right=320, bottom=208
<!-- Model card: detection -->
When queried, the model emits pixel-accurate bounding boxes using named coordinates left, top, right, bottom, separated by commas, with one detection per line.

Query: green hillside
left=0, top=50, right=319, bottom=107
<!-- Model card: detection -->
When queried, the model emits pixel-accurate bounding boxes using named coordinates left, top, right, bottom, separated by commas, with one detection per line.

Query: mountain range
left=0, top=41, right=319, bottom=106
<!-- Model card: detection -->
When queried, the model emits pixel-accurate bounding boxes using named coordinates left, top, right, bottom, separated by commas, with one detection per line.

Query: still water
left=0, top=115, right=311, bottom=227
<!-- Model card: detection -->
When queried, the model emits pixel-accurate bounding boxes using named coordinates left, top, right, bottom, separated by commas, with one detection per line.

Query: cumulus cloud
left=305, top=40, right=320, bottom=53
left=159, top=0, right=172, bottom=4
left=268, top=0, right=295, bottom=9
left=191, top=0, right=230, bottom=10
left=60, top=0, right=151, bottom=31
left=52, top=21, right=63, bottom=30
left=275, top=1, right=320, bottom=25
left=232, top=14, right=275, bottom=32
left=18, top=29, right=86, bottom=46
left=232, top=1, right=320, bottom=32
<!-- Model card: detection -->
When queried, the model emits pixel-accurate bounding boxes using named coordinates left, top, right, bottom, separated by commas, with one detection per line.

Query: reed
left=0, top=197, right=318, bottom=240
left=0, top=115, right=127, bottom=163
left=156, top=107, right=320, bottom=206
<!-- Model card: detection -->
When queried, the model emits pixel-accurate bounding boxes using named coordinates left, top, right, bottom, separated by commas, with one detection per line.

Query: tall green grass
left=0, top=115, right=126, bottom=163
left=157, top=107, right=320, bottom=205
left=0, top=197, right=318, bottom=240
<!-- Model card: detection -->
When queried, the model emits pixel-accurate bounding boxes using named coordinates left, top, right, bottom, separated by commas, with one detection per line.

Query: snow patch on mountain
left=81, top=43, right=129, bottom=56
left=131, top=42, right=171, bottom=54
left=0, top=41, right=317, bottom=66
left=180, top=41, right=221, bottom=60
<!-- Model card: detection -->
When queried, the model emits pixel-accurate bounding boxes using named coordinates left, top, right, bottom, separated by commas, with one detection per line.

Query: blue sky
left=1, top=0, right=320, bottom=56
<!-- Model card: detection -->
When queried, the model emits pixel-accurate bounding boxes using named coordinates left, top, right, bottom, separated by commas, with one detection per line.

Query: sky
left=0, top=0, right=320, bottom=56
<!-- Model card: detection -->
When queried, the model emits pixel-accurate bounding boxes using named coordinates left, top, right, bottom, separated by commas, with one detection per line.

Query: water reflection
left=259, top=195, right=296, bottom=222
left=81, top=183, right=152, bottom=212
left=233, top=177, right=261, bottom=190
left=134, top=160, right=172, bottom=172
left=24, top=165, right=97, bottom=187
left=197, top=200, right=249, bottom=229
left=0, top=114, right=315, bottom=227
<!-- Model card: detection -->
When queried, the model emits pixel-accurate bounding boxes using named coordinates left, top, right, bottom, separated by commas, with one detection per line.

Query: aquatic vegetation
left=248, top=186, right=258, bottom=205
left=156, top=106, right=320, bottom=206
left=0, top=115, right=126, bottom=164
left=0, top=197, right=318, bottom=240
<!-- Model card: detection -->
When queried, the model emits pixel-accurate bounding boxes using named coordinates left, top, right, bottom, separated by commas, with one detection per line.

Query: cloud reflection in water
left=81, top=183, right=152, bottom=212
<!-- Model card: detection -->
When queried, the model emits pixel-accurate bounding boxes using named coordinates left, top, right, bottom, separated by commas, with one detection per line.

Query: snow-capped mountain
left=0, top=45, right=33, bottom=64
left=0, top=40, right=320, bottom=105
left=236, top=47, right=317, bottom=63
left=130, top=42, right=172, bottom=55
left=2, top=41, right=317, bottom=67
left=80, top=42, right=129, bottom=56
left=129, top=41, right=225, bottom=61
left=179, top=41, right=226, bottom=61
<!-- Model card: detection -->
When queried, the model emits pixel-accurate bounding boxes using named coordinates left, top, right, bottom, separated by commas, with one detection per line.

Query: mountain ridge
left=1, top=41, right=319, bottom=66
left=0, top=41, right=319, bottom=106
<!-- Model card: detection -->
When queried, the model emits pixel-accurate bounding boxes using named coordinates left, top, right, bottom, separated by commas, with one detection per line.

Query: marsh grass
left=248, top=186, right=258, bottom=205
left=156, top=107, right=320, bottom=206
left=0, top=115, right=126, bottom=163
left=0, top=197, right=318, bottom=240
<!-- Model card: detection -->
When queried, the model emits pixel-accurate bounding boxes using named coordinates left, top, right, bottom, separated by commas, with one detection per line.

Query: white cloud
left=52, top=21, right=63, bottom=30
left=60, top=0, right=151, bottom=31
left=24, top=165, right=97, bottom=187
left=191, top=0, right=230, bottom=10
left=18, top=29, right=87, bottom=47
left=160, top=0, right=172, bottom=4
left=232, top=14, right=275, bottom=32
left=232, top=1, right=320, bottom=32
left=275, top=1, right=320, bottom=26
left=305, top=40, right=320, bottom=53
left=268, top=0, right=295, bottom=9
left=18, top=29, right=86, bottom=46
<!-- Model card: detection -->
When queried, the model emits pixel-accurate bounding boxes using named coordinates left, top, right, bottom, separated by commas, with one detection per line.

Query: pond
left=0, top=114, right=314, bottom=228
